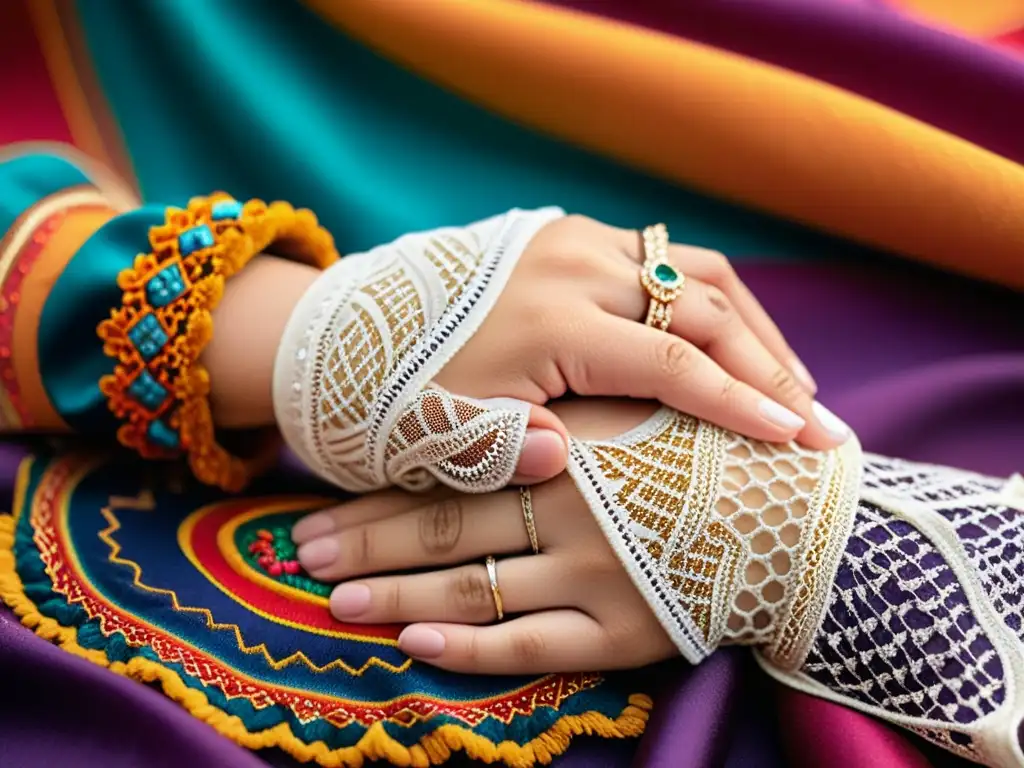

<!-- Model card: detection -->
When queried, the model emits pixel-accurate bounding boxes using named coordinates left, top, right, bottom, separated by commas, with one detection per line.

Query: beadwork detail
left=97, top=194, right=338, bottom=490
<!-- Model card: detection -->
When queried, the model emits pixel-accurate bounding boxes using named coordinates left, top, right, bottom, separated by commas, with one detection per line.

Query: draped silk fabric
left=0, top=0, right=1022, bottom=766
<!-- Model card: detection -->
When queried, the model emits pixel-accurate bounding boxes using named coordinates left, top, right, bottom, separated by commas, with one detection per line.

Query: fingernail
left=291, top=512, right=335, bottom=544
left=758, top=399, right=806, bottom=431
left=790, top=359, right=817, bottom=394
left=399, top=626, right=446, bottom=658
left=516, top=429, right=566, bottom=479
left=296, top=537, right=338, bottom=572
left=812, top=401, right=852, bottom=443
left=330, top=583, right=371, bottom=618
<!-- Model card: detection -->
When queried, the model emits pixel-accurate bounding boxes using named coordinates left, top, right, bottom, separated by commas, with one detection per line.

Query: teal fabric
left=73, top=0, right=879, bottom=262
left=38, top=204, right=165, bottom=434
left=0, top=152, right=92, bottom=237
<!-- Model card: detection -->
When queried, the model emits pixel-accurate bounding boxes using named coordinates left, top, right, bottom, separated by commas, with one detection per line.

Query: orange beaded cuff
left=97, top=194, right=338, bottom=491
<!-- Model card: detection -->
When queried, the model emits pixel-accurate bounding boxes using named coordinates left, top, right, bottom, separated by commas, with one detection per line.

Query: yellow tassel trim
left=0, top=509, right=651, bottom=767
left=96, top=195, right=338, bottom=492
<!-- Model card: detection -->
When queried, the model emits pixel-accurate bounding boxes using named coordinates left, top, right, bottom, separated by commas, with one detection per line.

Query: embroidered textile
left=0, top=454, right=649, bottom=767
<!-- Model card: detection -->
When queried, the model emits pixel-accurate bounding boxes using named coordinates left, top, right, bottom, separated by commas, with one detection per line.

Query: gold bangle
left=97, top=194, right=338, bottom=491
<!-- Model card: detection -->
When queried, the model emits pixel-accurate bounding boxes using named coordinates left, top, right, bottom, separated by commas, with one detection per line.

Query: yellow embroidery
left=591, top=414, right=742, bottom=641
left=97, top=194, right=338, bottom=491
left=104, top=502, right=408, bottom=672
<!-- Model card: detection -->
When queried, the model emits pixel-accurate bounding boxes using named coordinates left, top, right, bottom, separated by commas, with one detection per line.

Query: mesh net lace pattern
left=567, top=411, right=1024, bottom=767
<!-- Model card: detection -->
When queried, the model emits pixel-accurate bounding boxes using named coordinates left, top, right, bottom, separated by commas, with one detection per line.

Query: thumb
left=510, top=404, right=569, bottom=485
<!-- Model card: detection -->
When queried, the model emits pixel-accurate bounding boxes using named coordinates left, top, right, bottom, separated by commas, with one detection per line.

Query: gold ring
left=485, top=555, right=505, bottom=621
left=519, top=487, right=540, bottom=555
left=639, top=223, right=685, bottom=332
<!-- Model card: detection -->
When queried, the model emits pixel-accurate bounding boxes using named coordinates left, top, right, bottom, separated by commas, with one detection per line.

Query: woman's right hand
left=435, top=214, right=851, bottom=452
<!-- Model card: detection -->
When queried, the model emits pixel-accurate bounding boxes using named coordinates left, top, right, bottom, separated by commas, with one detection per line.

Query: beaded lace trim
left=273, top=208, right=563, bottom=493
left=566, top=407, right=862, bottom=665
left=757, top=455, right=1024, bottom=767
left=570, top=412, right=1024, bottom=765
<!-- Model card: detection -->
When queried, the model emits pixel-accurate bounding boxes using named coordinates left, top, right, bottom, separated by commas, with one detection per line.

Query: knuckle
left=465, top=630, right=482, bottom=664
left=418, top=498, right=463, bottom=555
left=720, top=374, right=741, bottom=404
left=656, top=337, right=694, bottom=378
left=343, top=527, right=374, bottom=571
left=562, top=213, right=595, bottom=230
left=383, top=581, right=403, bottom=616
left=450, top=568, right=492, bottom=616
left=576, top=551, right=621, bottom=582
left=510, top=630, right=548, bottom=664
left=703, top=285, right=734, bottom=320
left=771, top=366, right=802, bottom=401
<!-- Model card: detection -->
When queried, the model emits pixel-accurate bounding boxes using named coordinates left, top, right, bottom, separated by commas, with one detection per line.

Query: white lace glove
left=273, top=208, right=563, bottom=493
left=568, top=407, right=1024, bottom=767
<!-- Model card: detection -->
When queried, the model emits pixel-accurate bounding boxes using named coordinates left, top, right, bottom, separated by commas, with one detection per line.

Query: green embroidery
left=237, top=513, right=331, bottom=597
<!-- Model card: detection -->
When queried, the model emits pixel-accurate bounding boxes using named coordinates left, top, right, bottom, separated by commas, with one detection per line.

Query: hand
left=292, top=399, right=677, bottom=674
left=437, top=215, right=850, bottom=454
left=292, top=477, right=675, bottom=674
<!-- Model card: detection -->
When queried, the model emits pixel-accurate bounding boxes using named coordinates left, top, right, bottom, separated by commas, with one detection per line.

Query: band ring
left=485, top=555, right=505, bottom=621
left=519, top=487, right=540, bottom=555
left=639, top=223, right=685, bottom=332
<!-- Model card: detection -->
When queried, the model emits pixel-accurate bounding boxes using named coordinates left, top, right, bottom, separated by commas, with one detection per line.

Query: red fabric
left=993, top=26, right=1024, bottom=54
left=777, top=687, right=935, bottom=768
left=0, top=1, right=73, bottom=146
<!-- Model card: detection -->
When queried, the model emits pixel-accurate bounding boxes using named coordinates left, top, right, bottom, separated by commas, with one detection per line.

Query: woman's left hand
left=292, top=467, right=675, bottom=674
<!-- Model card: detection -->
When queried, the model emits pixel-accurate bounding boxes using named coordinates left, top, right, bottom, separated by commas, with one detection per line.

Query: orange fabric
left=9, top=194, right=116, bottom=430
left=305, top=0, right=1024, bottom=290
left=891, top=0, right=1024, bottom=37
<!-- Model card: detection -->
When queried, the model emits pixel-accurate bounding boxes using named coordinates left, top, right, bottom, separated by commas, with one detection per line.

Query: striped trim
left=26, top=0, right=138, bottom=192
left=0, top=186, right=113, bottom=429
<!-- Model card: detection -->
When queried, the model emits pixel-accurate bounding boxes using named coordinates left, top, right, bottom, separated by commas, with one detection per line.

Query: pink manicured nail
left=291, top=512, right=335, bottom=544
left=516, top=429, right=566, bottom=479
left=399, top=626, right=446, bottom=658
left=758, top=399, right=806, bottom=431
left=296, top=537, right=338, bottom=572
left=812, top=401, right=852, bottom=443
left=330, top=583, right=371, bottom=619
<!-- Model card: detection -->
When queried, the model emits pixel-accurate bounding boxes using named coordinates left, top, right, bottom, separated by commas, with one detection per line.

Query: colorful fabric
left=0, top=453, right=649, bottom=766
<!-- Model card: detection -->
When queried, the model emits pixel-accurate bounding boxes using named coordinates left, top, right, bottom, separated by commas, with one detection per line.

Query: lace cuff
left=273, top=208, right=564, bottom=493
left=569, top=409, right=1024, bottom=766
left=566, top=407, right=862, bottom=665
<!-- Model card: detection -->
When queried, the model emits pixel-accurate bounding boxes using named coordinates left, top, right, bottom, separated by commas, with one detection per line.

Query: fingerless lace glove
left=569, top=407, right=1024, bottom=768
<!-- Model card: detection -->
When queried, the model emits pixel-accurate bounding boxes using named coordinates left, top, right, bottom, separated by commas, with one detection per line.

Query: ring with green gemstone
left=639, top=223, right=684, bottom=331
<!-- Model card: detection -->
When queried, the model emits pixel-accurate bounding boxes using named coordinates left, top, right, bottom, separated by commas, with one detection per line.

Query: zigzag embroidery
left=98, top=495, right=411, bottom=676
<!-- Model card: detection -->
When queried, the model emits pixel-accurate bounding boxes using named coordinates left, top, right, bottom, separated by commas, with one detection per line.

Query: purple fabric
left=1, top=260, right=1020, bottom=767
left=548, top=0, right=1024, bottom=165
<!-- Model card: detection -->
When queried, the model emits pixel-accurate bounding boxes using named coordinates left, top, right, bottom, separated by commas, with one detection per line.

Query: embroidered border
left=0, top=453, right=652, bottom=766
